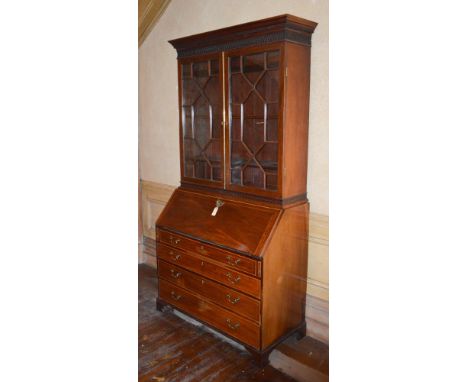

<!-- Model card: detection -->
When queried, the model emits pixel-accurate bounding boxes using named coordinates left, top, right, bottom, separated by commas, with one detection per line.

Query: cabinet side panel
left=282, top=43, right=311, bottom=199
left=261, top=202, right=309, bottom=349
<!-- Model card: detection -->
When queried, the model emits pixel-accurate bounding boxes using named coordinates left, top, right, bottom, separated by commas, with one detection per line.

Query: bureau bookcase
left=155, top=14, right=318, bottom=365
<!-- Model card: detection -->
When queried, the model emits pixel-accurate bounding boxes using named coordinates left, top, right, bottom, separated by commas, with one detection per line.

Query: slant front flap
left=157, top=189, right=280, bottom=256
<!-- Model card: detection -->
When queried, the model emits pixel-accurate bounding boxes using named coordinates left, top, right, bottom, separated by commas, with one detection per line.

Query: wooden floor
left=139, top=264, right=328, bottom=382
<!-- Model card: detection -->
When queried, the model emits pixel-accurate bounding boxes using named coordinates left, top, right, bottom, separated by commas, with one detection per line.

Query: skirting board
left=305, top=294, right=329, bottom=344
left=141, top=235, right=329, bottom=344
left=139, top=236, right=156, bottom=268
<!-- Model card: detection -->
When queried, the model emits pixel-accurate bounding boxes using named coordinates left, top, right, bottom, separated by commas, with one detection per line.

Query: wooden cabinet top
left=169, top=14, right=317, bottom=58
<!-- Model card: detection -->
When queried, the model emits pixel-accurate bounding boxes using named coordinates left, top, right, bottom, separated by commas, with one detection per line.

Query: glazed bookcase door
left=225, top=46, right=283, bottom=196
left=179, top=54, right=224, bottom=187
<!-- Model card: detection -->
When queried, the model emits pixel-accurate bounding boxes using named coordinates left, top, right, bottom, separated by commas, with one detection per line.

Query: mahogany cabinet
left=155, top=14, right=318, bottom=365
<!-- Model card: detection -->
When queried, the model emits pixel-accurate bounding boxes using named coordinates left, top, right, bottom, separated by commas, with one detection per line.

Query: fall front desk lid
left=156, top=189, right=281, bottom=257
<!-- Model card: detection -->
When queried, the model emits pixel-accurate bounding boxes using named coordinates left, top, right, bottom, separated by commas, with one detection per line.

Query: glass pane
left=231, top=141, right=249, bottom=169
left=231, top=168, right=241, bottom=185
left=266, top=50, right=280, bottom=69
left=266, top=173, right=278, bottom=190
left=243, top=119, right=265, bottom=153
left=182, top=79, right=198, bottom=106
left=182, top=63, right=191, bottom=79
left=257, top=70, right=279, bottom=102
left=183, top=138, right=201, bottom=178
left=243, top=53, right=265, bottom=83
left=231, top=118, right=241, bottom=141
left=231, top=103, right=241, bottom=118
left=204, top=77, right=220, bottom=106
left=205, top=140, right=221, bottom=166
left=193, top=61, right=209, bottom=85
left=243, top=92, right=265, bottom=118
left=181, top=58, right=222, bottom=182
left=267, top=102, right=279, bottom=118
left=210, top=59, right=219, bottom=76
left=194, top=160, right=210, bottom=179
left=231, top=73, right=251, bottom=103
left=212, top=166, right=222, bottom=181
left=256, top=143, right=278, bottom=171
left=243, top=165, right=264, bottom=188
left=266, top=118, right=278, bottom=141
left=182, top=106, right=192, bottom=139
left=193, top=114, right=210, bottom=149
left=184, top=162, right=194, bottom=178
left=229, top=49, right=280, bottom=191
left=230, top=56, right=240, bottom=73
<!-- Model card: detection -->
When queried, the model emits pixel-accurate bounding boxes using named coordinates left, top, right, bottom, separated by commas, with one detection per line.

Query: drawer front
left=158, top=229, right=258, bottom=276
left=157, top=243, right=261, bottom=298
left=158, top=259, right=260, bottom=322
left=156, top=242, right=186, bottom=263
left=159, top=279, right=260, bottom=349
left=158, top=229, right=186, bottom=248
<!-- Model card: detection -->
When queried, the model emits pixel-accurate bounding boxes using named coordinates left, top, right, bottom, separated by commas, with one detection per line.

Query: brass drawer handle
left=198, top=245, right=208, bottom=255
left=226, top=272, right=240, bottom=284
left=170, top=291, right=182, bottom=301
left=226, top=319, right=240, bottom=330
left=169, top=236, right=181, bottom=245
left=170, top=269, right=182, bottom=279
left=172, top=254, right=181, bottom=261
left=226, top=255, right=241, bottom=266
left=226, top=294, right=240, bottom=305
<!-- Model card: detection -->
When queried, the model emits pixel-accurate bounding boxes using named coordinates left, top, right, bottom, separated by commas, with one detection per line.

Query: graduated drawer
left=156, top=243, right=261, bottom=298
left=159, top=279, right=260, bottom=349
left=157, top=229, right=259, bottom=277
left=158, top=259, right=260, bottom=322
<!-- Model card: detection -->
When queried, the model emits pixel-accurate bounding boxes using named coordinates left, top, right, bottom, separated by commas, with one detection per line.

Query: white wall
left=139, top=0, right=328, bottom=215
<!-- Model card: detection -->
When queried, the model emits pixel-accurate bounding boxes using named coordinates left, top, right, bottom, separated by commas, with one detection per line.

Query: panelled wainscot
left=155, top=14, right=318, bottom=366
